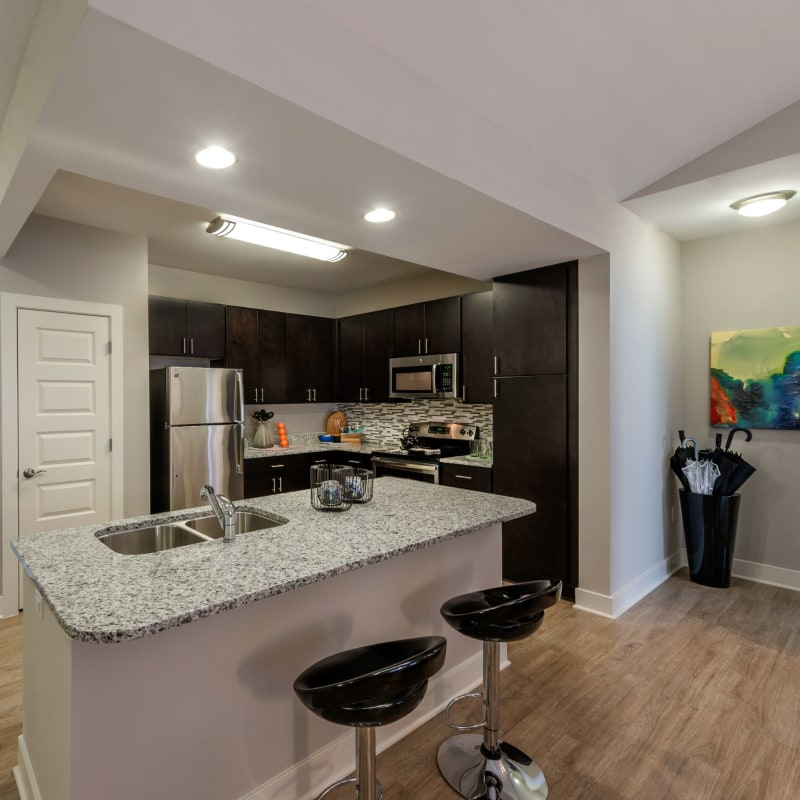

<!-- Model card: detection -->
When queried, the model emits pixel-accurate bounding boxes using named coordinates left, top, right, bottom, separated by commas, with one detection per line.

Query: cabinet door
left=186, top=301, right=226, bottom=359
left=362, top=309, right=393, bottom=402
left=424, top=296, right=461, bottom=355
left=493, top=262, right=571, bottom=376
left=337, top=314, right=365, bottom=403
left=286, top=314, right=311, bottom=402
left=258, top=310, right=287, bottom=404
left=225, top=306, right=260, bottom=403
left=493, top=375, right=569, bottom=588
left=392, top=302, right=425, bottom=356
left=148, top=297, right=187, bottom=356
left=308, top=316, right=334, bottom=401
left=460, top=291, right=493, bottom=404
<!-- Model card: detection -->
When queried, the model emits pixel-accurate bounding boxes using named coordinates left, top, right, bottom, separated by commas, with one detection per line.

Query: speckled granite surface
left=439, top=456, right=493, bottom=469
left=244, top=443, right=382, bottom=459
left=11, top=478, right=531, bottom=644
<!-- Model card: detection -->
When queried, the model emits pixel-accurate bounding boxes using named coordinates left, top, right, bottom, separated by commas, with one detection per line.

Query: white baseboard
left=243, top=650, right=486, bottom=800
left=14, top=735, right=41, bottom=800
left=678, top=547, right=800, bottom=592
left=574, top=550, right=683, bottom=619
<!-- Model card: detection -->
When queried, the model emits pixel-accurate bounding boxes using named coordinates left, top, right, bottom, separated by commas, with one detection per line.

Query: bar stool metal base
left=437, top=733, right=548, bottom=800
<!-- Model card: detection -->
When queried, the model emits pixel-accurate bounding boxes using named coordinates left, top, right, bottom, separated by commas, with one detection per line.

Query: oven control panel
left=410, top=421, right=479, bottom=440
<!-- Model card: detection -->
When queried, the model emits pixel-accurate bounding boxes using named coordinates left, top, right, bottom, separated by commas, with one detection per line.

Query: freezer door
left=168, top=423, right=244, bottom=511
left=167, top=367, right=244, bottom=425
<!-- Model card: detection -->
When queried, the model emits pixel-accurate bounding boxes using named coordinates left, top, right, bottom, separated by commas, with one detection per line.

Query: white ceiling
left=3, top=0, right=800, bottom=290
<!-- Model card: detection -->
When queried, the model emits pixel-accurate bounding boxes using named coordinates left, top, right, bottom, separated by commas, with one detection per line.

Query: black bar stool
left=437, top=579, right=562, bottom=800
left=294, top=635, right=447, bottom=800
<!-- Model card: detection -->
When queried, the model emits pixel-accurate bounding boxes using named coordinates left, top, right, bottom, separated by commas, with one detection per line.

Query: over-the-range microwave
left=389, top=353, right=459, bottom=400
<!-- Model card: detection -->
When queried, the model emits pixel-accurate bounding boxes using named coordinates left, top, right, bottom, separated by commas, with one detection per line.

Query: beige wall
left=0, top=213, right=150, bottom=516
left=681, top=219, right=800, bottom=579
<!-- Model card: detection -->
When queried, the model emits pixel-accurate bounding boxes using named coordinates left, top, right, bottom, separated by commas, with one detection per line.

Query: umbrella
left=669, top=430, right=694, bottom=491
left=715, top=427, right=756, bottom=495
left=680, top=437, right=721, bottom=495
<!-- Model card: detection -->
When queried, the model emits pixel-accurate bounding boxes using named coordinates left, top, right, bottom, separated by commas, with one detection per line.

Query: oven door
left=371, top=456, right=439, bottom=484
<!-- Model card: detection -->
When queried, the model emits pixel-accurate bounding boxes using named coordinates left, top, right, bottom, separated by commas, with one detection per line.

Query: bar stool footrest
left=444, top=691, right=486, bottom=731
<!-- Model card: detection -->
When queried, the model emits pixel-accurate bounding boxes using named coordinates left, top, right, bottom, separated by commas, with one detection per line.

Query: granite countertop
left=11, top=478, right=531, bottom=644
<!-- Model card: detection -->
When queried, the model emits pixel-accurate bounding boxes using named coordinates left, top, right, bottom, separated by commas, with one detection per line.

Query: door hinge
left=109, top=438, right=113, bottom=451
left=107, top=340, right=112, bottom=354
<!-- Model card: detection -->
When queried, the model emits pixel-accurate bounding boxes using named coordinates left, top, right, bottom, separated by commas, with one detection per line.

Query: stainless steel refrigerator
left=150, top=367, right=244, bottom=512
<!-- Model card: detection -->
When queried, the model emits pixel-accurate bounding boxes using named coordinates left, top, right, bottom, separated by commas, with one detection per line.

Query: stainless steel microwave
left=389, top=353, right=459, bottom=400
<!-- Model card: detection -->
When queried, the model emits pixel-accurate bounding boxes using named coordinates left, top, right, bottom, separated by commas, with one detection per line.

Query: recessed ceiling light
left=364, top=207, right=396, bottom=223
left=207, top=215, right=347, bottom=262
left=730, top=190, right=796, bottom=218
left=195, top=146, right=236, bottom=169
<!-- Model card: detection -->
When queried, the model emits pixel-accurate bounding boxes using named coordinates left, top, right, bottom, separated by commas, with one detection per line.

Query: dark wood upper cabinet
left=286, top=313, right=334, bottom=402
left=460, top=290, right=494, bottom=404
left=225, top=307, right=286, bottom=404
left=392, top=297, right=461, bottom=357
left=148, top=297, right=226, bottom=358
left=493, top=263, right=571, bottom=376
left=337, top=309, right=393, bottom=403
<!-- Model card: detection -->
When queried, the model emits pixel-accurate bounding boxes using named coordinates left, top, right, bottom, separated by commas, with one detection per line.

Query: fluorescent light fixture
left=364, top=207, right=396, bottom=223
left=730, top=190, right=796, bottom=218
left=207, top=215, right=347, bottom=262
left=195, top=146, right=236, bottom=169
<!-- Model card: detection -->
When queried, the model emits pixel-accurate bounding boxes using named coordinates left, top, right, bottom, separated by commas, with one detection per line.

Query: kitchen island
left=11, top=478, right=533, bottom=800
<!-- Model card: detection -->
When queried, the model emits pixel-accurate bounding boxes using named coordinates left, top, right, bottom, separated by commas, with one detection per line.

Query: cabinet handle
left=364, top=387, right=369, bottom=401
left=306, top=388, right=311, bottom=402
left=359, top=387, right=364, bottom=402
left=425, top=337, right=428, bottom=354
left=260, top=388, right=264, bottom=403
left=254, top=388, right=259, bottom=402
left=462, top=384, right=467, bottom=403
left=454, top=474, right=473, bottom=480
left=272, top=478, right=276, bottom=493
left=493, top=379, right=499, bottom=398
left=418, top=338, right=422, bottom=354
left=313, top=459, right=326, bottom=464
left=182, top=337, right=187, bottom=354
left=270, top=464, right=285, bottom=468
left=278, top=476, right=283, bottom=492
left=347, top=460, right=360, bottom=465
left=493, top=356, right=499, bottom=375
left=190, top=338, right=194, bottom=354
left=312, top=388, right=317, bottom=401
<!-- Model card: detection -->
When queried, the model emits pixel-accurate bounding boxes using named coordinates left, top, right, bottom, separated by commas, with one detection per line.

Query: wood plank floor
left=1, top=570, right=798, bottom=800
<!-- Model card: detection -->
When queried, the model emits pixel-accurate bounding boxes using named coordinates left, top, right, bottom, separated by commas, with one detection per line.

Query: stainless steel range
left=371, top=421, right=479, bottom=483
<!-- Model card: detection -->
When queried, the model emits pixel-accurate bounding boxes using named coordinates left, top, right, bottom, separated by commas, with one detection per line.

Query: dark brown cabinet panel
left=286, top=314, right=334, bottom=402
left=225, top=307, right=286, bottom=404
left=149, top=297, right=226, bottom=358
left=493, top=263, right=570, bottom=376
left=460, top=290, right=494, bottom=404
left=337, top=309, right=393, bottom=402
left=440, top=463, right=492, bottom=493
left=493, top=375, right=569, bottom=586
left=244, top=454, right=307, bottom=497
left=392, top=297, right=461, bottom=357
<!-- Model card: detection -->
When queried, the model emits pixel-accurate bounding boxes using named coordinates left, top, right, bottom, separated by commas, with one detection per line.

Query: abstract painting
left=710, top=326, right=800, bottom=429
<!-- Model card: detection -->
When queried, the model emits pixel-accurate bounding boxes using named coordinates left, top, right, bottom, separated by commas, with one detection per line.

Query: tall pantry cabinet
left=492, top=261, right=578, bottom=598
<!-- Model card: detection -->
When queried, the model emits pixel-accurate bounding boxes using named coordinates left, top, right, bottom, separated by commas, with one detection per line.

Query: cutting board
left=326, top=411, right=348, bottom=434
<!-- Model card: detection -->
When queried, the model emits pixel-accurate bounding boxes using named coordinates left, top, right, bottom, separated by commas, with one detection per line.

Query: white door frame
left=0, top=292, right=124, bottom=618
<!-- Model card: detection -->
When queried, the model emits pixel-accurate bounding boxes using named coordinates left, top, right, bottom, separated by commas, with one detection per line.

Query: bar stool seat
left=295, top=635, right=446, bottom=800
left=438, top=579, right=561, bottom=800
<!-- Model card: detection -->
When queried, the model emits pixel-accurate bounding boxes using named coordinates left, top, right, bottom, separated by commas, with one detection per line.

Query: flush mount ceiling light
left=730, top=190, right=796, bottom=218
left=364, top=207, right=396, bottom=223
left=195, top=146, right=236, bottom=169
left=207, top=215, right=347, bottom=262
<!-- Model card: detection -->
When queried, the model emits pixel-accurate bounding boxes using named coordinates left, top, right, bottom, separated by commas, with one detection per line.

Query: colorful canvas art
left=710, top=326, right=800, bottom=429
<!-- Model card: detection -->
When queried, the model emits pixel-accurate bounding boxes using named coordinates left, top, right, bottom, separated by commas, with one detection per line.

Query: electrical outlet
left=34, top=587, right=43, bottom=619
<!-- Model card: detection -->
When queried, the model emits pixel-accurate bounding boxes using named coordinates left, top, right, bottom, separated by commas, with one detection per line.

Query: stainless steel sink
left=183, top=511, right=285, bottom=538
left=96, top=510, right=285, bottom=553
left=97, top=524, right=210, bottom=555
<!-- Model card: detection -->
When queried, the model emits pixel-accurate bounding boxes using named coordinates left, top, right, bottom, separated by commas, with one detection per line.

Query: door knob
left=22, top=467, right=47, bottom=478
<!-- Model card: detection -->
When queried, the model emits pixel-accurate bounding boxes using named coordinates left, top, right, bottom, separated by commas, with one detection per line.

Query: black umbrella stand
left=678, top=490, right=741, bottom=588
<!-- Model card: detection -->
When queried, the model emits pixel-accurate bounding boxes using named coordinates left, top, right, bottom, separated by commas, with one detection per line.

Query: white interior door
left=17, top=309, right=113, bottom=535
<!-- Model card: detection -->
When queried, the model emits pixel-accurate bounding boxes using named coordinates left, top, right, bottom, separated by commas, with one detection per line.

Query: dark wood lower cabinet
left=244, top=455, right=307, bottom=498
left=493, top=375, right=573, bottom=597
left=440, top=463, right=492, bottom=493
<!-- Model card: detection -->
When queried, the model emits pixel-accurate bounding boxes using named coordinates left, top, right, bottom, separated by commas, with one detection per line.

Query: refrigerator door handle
left=234, top=424, right=244, bottom=473
left=233, top=371, right=243, bottom=420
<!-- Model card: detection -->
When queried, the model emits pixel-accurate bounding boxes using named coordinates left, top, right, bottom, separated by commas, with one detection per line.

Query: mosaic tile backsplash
left=336, top=401, right=493, bottom=446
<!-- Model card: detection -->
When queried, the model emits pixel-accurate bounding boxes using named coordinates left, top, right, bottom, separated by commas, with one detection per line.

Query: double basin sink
left=97, top=510, right=285, bottom=555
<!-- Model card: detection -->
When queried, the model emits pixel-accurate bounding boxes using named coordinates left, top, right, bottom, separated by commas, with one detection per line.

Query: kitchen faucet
left=200, top=485, right=236, bottom=543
